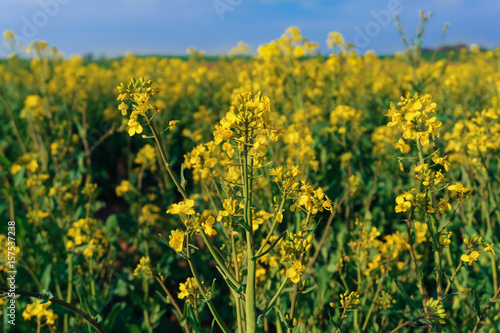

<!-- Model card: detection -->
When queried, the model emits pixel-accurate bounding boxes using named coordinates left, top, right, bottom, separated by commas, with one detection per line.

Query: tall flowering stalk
left=386, top=92, right=496, bottom=331
left=117, top=79, right=333, bottom=333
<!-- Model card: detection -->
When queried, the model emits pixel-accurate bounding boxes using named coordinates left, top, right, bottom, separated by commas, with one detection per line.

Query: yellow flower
left=426, top=298, right=446, bottom=324
left=169, top=229, right=185, bottom=252
left=461, top=251, right=480, bottom=266
left=134, top=144, right=156, bottom=168
left=484, top=243, right=495, bottom=255
left=118, top=102, right=129, bottom=115
left=127, top=118, right=143, bottom=136
left=285, top=260, right=304, bottom=283
left=168, top=120, right=180, bottom=130
left=276, top=211, right=283, bottom=223
left=22, top=300, right=58, bottom=325
left=178, top=277, right=198, bottom=300
left=394, top=138, right=411, bottom=154
left=11, top=163, right=22, bottom=175
left=26, top=159, right=38, bottom=173
left=437, top=198, right=452, bottom=213
left=133, top=256, right=153, bottom=276
left=37, top=210, right=49, bottom=219
left=439, top=231, right=452, bottom=247
left=395, top=194, right=411, bottom=213
left=167, top=199, right=196, bottom=215
left=178, top=282, right=190, bottom=299
left=202, top=216, right=217, bottom=236
left=339, top=291, right=360, bottom=309
left=326, top=31, right=344, bottom=48
left=3, top=30, right=14, bottom=40
left=448, top=182, right=472, bottom=199
left=116, top=180, right=133, bottom=197
left=432, top=155, right=451, bottom=172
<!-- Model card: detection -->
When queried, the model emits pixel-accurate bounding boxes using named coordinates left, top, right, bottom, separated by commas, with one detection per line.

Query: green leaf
left=209, top=318, right=216, bottom=333
left=103, top=302, right=126, bottom=329
left=252, top=231, right=286, bottom=261
left=13, top=167, right=25, bottom=188
left=38, top=290, right=53, bottom=304
left=158, top=233, right=169, bottom=246
left=76, top=285, right=96, bottom=323
left=40, top=264, right=52, bottom=289
left=187, top=304, right=201, bottom=333
left=129, top=324, right=142, bottom=333
left=155, top=290, right=169, bottom=304
left=473, top=291, right=482, bottom=319
left=277, top=307, right=295, bottom=329
left=180, top=163, right=187, bottom=189
left=298, top=284, right=317, bottom=295
left=215, top=265, right=243, bottom=293
left=394, top=281, right=421, bottom=317
left=442, top=291, right=464, bottom=303
left=465, top=226, right=479, bottom=238
left=0, top=155, right=12, bottom=168
left=200, top=279, right=216, bottom=303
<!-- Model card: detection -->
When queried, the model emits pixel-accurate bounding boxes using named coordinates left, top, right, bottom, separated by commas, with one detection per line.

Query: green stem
left=242, top=128, right=256, bottom=333
left=145, top=113, right=188, bottom=201
left=362, top=273, right=385, bottom=330
left=64, top=253, right=74, bottom=332
left=264, top=277, right=288, bottom=314
left=185, top=234, right=231, bottom=333
left=231, top=232, right=244, bottom=333
left=89, top=257, right=96, bottom=299
left=416, top=138, right=443, bottom=300
left=198, top=229, right=242, bottom=290
left=155, top=276, right=191, bottom=333
left=255, top=195, right=286, bottom=257
left=287, top=283, right=299, bottom=333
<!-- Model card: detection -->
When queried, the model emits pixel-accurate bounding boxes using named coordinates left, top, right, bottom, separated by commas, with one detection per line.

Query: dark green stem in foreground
left=0, top=286, right=106, bottom=333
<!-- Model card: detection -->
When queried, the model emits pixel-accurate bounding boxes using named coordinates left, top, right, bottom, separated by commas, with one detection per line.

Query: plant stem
left=471, top=284, right=500, bottom=333
left=287, top=283, right=299, bottom=333
left=154, top=276, right=190, bottom=333
left=145, top=113, right=188, bottom=201
left=242, top=127, right=256, bottom=333
left=185, top=234, right=231, bottom=333
left=0, top=286, right=106, bottom=333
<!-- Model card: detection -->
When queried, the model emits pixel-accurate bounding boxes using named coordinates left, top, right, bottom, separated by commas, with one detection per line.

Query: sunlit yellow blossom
left=395, top=194, right=411, bottom=213
left=439, top=231, right=452, bottom=247
left=127, top=118, right=143, bottom=136
left=168, top=120, right=180, bottom=130
left=118, top=102, right=129, bottom=115
left=394, top=138, right=411, bottom=154
left=437, top=198, right=452, bottom=213
left=448, top=182, right=472, bottom=199
left=26, top=159, right=38, bottom=173
left=11, top=163, right=22, bottom=175
left=134, top=256, right=153, bottom=276
left=484, top=243, right=495, bottom=255
left=202, top=216, right=217, bottom=236
left=432, top=155, right=451, bottom=172
left=169, top=229, right=185, bottom=252
left=426, top=298, right=446, bottom=324
left=22, top=300, right=58, bottom=325
left=178, top=277, right=199, bottom=301
left=167, top=199, right=196, bottom=215
left=116, top=180, right=133, bottom=197
left=461, top=251, right=480, bottom=266
left=339, top=291, right=360, bottom=309
left=285, top=260, right=304, bottom=283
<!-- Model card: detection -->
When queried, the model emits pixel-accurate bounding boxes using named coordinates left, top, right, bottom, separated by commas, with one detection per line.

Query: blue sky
left=0, top=0, right=499, bottom=58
